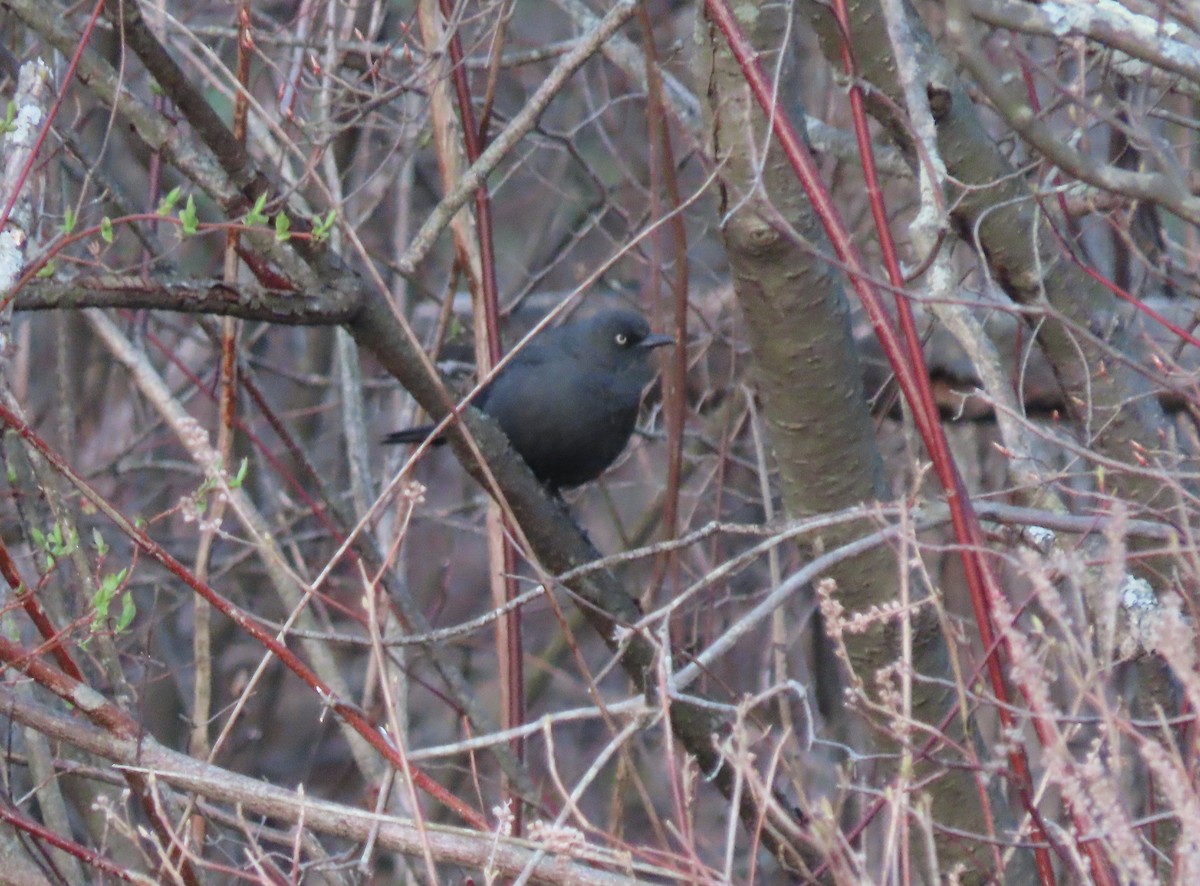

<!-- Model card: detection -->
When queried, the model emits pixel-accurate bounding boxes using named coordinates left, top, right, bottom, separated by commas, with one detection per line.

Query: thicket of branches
left=2, top=0, right=1200, bottom=883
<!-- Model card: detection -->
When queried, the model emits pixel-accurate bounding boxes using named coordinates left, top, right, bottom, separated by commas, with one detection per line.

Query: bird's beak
left=639, top=333, right=675, bottom=350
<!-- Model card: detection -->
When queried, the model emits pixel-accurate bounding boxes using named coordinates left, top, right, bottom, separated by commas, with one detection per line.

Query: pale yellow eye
left=614, top=332, right=629, bottom=346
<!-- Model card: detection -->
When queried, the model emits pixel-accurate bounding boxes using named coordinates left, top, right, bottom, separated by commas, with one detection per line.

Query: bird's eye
left=614, top=332, right=629, bottom=346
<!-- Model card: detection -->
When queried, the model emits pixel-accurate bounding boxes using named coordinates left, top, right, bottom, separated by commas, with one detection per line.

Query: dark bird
left=384, top=308, right=674, bottom=490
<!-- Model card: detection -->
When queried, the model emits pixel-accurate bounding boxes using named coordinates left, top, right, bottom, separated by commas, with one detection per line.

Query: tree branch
left=13, top=275, right=361, bottom=324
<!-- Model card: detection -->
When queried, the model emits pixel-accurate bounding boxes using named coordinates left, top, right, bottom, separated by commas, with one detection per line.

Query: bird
left=384, top=308, right=675, bottom=490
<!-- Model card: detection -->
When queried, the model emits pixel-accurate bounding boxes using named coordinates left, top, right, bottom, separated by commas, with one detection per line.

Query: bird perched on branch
left=384, top=308, right=674, bottom=490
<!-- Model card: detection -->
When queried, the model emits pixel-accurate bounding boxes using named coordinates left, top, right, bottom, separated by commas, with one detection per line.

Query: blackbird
left=384, top=308, right=674, bottom=489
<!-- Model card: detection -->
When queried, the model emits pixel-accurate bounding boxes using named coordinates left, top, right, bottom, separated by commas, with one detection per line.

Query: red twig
left=0, top=537, right=83, bottom=680
left=0, top=800, right=143, bottom=883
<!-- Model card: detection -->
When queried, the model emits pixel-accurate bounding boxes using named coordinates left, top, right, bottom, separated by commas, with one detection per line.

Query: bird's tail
left=381, top=425, right=445, bottom=446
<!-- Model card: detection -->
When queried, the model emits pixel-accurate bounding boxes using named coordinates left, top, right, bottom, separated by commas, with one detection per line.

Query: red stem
left=0, top=800, right=141, bottom=882
left=0, top=537, right=83, bottom=680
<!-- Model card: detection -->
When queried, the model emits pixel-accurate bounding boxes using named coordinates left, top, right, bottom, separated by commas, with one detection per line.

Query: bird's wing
left=474, top=339, right=563, bottom=408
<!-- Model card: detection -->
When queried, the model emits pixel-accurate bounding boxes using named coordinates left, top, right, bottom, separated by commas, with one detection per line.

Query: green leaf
left=35, top=261, right=55, bottom=278
left=311, top=210, right=337, bottom=243
left=31, top=522, right=76, bottom=569
left=92, top=589, right=111, bottom=626
left=179, top=195, right=198, bottom=235
left=274, top=211, right=291, bottom=242
left=234, top=457, right=248, bottom=487
left=48, top=522, right=77, bottom=558
left=61, top=208, right=77, bottom=235
left=92, top=568, right=128, bottom=627
left=99, top=217, right=113, bottom=244
left=115, top=592, right=137, bottom=632
left=99, top=569, right=121, bottom=598
left=92, top=528, right=108, bottom=557
left=157, top=186, right=183, bottom=216
left=0, top=101, right=15, bottom=135
left=243, top=192, right=269, bottom=227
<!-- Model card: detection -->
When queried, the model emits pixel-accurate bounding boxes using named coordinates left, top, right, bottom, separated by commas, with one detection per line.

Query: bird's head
left=576, top=309, right=675, bottom=380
